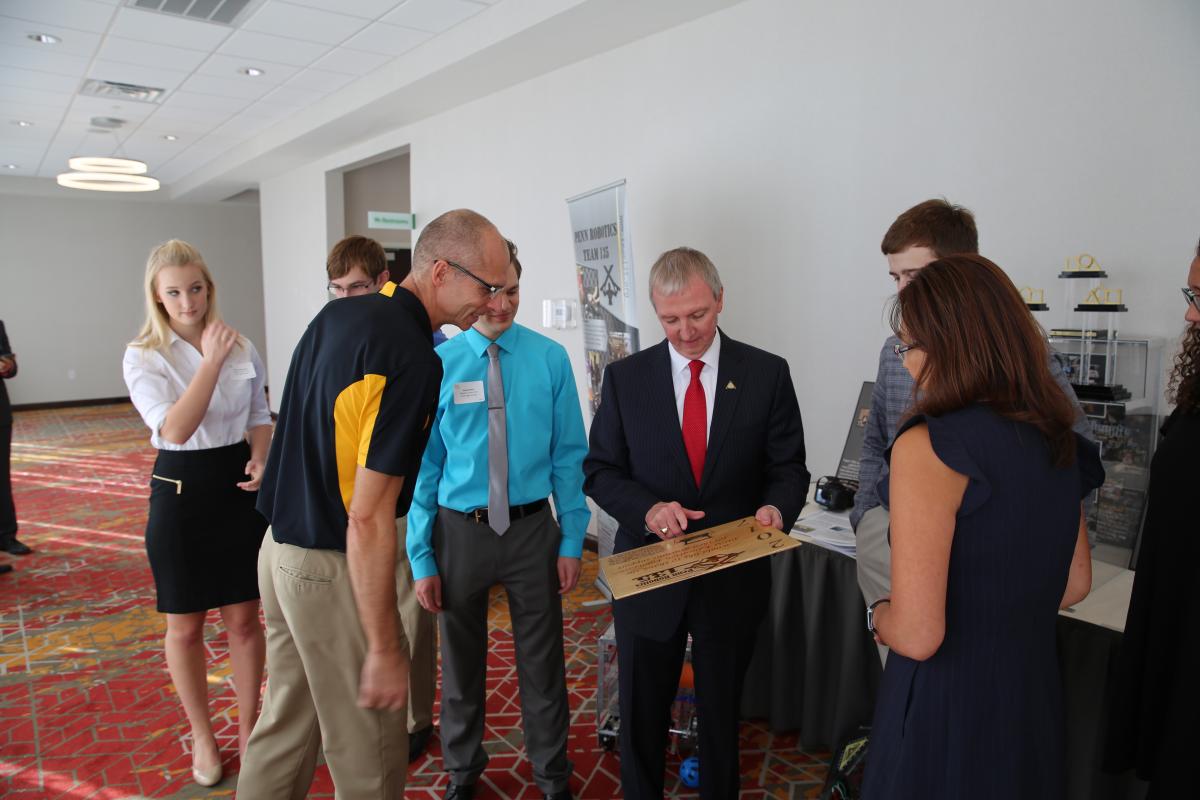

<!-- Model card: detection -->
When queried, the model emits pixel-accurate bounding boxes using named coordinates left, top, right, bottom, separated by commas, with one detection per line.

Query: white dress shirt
left=667, top=330, right=721, bottom=443
left=123, top=331, right=271, bottom=451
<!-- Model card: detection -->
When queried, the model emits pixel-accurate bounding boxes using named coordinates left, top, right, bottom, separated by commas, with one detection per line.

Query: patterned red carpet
left=0, top=404, right=828, bottom=798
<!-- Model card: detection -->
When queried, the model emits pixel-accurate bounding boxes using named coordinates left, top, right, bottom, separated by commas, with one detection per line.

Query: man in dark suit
left=584, top=247, right=809, bottom=799
left=0, top=319, right=30, bottom=562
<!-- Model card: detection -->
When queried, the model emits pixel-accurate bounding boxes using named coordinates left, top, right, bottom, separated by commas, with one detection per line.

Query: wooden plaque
left=599, top=516, right=801, bottom=600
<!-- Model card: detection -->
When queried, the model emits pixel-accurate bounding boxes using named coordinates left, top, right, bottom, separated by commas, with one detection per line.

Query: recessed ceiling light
left=28, top=33, right=61, bottom=45
left=238, top=67, right=265, bottom=77
left=162, top=134, right=178, bottom=141
left=4, top=164, right=18, bottom=170
left=13, top=120, right=34, bottom=128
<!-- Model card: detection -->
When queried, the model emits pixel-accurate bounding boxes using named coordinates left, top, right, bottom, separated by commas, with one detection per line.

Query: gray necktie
left=486, top=343, right=510, bottom=535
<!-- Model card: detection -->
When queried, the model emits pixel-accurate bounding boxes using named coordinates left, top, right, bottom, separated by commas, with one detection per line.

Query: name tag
left=453, top=380, right=485, bottom=404
left=229, top=361, right=256, bottom=380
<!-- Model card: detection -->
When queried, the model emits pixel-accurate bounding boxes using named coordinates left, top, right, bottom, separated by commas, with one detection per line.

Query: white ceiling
left=0, top=0, right=501, bottom=189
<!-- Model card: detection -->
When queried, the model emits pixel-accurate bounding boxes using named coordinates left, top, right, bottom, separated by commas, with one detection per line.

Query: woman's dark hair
left=1167, top=238, right=1200, bottom=412
left=890, top=254, right=1079, bottom=466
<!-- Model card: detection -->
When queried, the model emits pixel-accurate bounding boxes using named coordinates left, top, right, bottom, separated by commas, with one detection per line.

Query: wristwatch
left=866, top=598, right=891, bottom=635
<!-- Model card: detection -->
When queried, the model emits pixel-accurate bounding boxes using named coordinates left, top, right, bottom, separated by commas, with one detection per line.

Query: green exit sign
left=367, top=211, right=415, bottom=230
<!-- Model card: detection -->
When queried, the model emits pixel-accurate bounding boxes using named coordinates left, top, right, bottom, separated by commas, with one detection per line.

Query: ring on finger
left=659, top=526, right=669, bottom=534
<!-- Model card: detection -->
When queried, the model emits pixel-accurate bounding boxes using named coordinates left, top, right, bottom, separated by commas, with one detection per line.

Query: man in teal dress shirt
left=409, top=242, right=588, bottom=800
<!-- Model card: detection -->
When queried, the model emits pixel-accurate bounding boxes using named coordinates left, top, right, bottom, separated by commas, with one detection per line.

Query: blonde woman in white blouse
left=122, top=240, right=271, bottom=787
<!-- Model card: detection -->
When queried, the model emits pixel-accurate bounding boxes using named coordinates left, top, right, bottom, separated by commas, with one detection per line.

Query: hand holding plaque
left=600, top=516, right=801, bottom=600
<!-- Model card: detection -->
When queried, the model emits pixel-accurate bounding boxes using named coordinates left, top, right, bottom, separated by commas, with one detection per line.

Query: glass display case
left=1049, top=336, right=1164, bottom=568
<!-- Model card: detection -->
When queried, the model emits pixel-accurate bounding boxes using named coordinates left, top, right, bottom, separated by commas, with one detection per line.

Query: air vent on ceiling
left=127, top=0, right=256, bottom=26
left=80, top=79, right=166, bottom=104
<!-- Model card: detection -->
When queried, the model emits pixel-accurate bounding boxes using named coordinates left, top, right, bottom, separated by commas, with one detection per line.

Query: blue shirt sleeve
left=407, top=401, right=447, bottom=580
left=547, top=345, right=591, bottom=558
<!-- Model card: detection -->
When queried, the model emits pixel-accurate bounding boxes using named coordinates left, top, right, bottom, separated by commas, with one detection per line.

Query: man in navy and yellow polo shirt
left=239, top=209, right=512, bottom=800
left=409, top=242, right=589, bottom=800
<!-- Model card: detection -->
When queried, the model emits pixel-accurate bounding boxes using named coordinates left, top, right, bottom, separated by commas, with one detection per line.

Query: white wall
left=0, top=191, right=264, bottom=405
left=259, top=0, right=1200, bottom=473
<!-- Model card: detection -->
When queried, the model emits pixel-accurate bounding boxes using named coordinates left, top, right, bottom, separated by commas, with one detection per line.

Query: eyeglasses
left=441, top=258, right=503, bottom=299
left=1183, top=287, right=1200, bottom=313
left=893, top=342, right=920, bottom=360
left=327, top=281, right=374, bottom=296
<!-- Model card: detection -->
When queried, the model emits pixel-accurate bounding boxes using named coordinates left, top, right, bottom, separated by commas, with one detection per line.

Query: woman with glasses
left=861, top=254, right=1103, bottom=800
left=1104, top=241, right=1200, bottom=797
left=122, top=240, right=271, bottom=787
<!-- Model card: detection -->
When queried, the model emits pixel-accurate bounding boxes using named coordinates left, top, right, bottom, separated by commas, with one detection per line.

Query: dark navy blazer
left=583, top=332, right=810, bottom=640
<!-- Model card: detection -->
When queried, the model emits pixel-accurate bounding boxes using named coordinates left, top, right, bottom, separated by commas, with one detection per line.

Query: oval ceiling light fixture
left=4, top=164, right=18, bottom=170
left=162, top=134, right=178, bottom=141
left=67, top=156, right=148, bottom=174
left=56, top=171, right=160, bottom=192
left=28, top=33, right=61, bottom=44
left=238, top=66, right=265, bottom=77
left=13, top=120, right=34, bottom=127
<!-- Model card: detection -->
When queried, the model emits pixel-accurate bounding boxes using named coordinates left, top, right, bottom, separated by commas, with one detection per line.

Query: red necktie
left=682, top=359, right=707, bottom=486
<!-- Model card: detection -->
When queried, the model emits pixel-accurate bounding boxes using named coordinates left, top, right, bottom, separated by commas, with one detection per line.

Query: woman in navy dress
left=862, top=254, right=1104, bottom=799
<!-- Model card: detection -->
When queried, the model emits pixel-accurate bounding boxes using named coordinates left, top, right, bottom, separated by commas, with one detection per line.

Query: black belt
left=458, top=499, right=548, bottom=526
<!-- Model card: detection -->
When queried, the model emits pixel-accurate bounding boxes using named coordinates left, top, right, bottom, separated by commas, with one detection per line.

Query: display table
left=741, top=533, right=1147, bottom=799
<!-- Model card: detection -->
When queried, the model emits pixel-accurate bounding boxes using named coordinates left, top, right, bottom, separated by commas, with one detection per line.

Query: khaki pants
left=237, top=531, right=409, bottom=800
left=395, top=516, right=438, bottom=734
left=855, top=505, right=892, bottom=666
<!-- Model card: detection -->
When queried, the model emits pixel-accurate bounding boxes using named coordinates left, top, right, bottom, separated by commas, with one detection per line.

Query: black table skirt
left=741, top=542, right=1147, bottom=799
left=740, top=542, right=881, bottom=749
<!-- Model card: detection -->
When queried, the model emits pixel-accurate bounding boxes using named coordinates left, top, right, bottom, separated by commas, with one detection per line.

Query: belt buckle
left=472, top=509, right=484, bottom=524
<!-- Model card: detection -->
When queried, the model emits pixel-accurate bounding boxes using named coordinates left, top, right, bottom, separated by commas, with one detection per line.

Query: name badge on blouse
left=229, top=361, right=256, bottom=381
left=453, top=380, right=485, bottom=404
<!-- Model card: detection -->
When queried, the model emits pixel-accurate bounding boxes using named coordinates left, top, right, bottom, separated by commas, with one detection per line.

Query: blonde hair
left=129, top=239, right=223, bottom=355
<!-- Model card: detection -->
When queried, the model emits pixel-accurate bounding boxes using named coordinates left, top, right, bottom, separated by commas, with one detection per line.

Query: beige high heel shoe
left=191, top=739, right=223, bottom=787
left=192, top=758, right=223, bottom=787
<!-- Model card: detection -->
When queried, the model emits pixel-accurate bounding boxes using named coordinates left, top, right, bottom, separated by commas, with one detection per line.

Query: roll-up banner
left=567, top=180, right=639, bottom=593
left=567, top=180, right=640, bottom=417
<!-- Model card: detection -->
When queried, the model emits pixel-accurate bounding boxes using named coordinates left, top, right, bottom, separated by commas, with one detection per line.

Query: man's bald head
left=412, top=209, right=503, bottom=276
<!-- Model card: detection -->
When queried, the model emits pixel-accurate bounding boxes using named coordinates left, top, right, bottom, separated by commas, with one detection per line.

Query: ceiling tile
left=196, top=53, right=299, bottom=85
left=0, top=65, right=81, bottom=93
left=284, top=0, right=403, bottom=19
left=0, top=102, right=67, bottom=125
left=342, top=21, right=430, bottom=57
left=286, top=67, right=355, bottom=94
left=259, top=83, right=327, bottom=107
left=0, top=143, right=51, bottom=165
left=0, top=126, right=55, bottom=146
left=109, top=6, right=232, bottom=50
left=216, top=30, right=331, bottom=67
left=97, top=36, right=210, bottom=72
left=242, top=2, right=370, bottom=45
left=179, top=73, right=276, bottom=100
left=88, top=59, right=192, bottom=91
left=0, top=83, right=74, bottom=107
left=0, top=18, right=103, bottom=57
left=0, top=45, right=92, bottom=76
left=309, top=46, right=391, bottom=76
left=380, top=0, right=483, bottom=33
left=140, top=103, right=225, bottom=128
left=0, top=0, right=118, bottom=34
left=210, top=113, right=277, bottom=139
left=161, top=90, right=254, bottom=113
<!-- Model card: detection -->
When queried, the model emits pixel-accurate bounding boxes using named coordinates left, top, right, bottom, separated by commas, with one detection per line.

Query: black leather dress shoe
left=0, top=536, right=31, bottom=555
left=443, top=783, right=475, bottom=800
left=544, top=791, right=573, bottom=800
left=0, top=563, right=12, bottom=575
left=408, top=726, right=433, bottom=763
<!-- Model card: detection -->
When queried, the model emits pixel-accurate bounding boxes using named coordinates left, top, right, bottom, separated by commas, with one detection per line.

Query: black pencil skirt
left=145, top=442, right=267, bottom=614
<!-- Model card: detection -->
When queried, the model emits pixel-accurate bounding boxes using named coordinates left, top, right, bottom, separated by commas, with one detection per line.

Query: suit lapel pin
left=726, top=380, right=736, bottom=390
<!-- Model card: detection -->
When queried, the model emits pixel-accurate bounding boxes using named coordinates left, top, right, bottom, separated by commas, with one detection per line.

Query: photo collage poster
left=566, top=180, right=639, bottom=591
